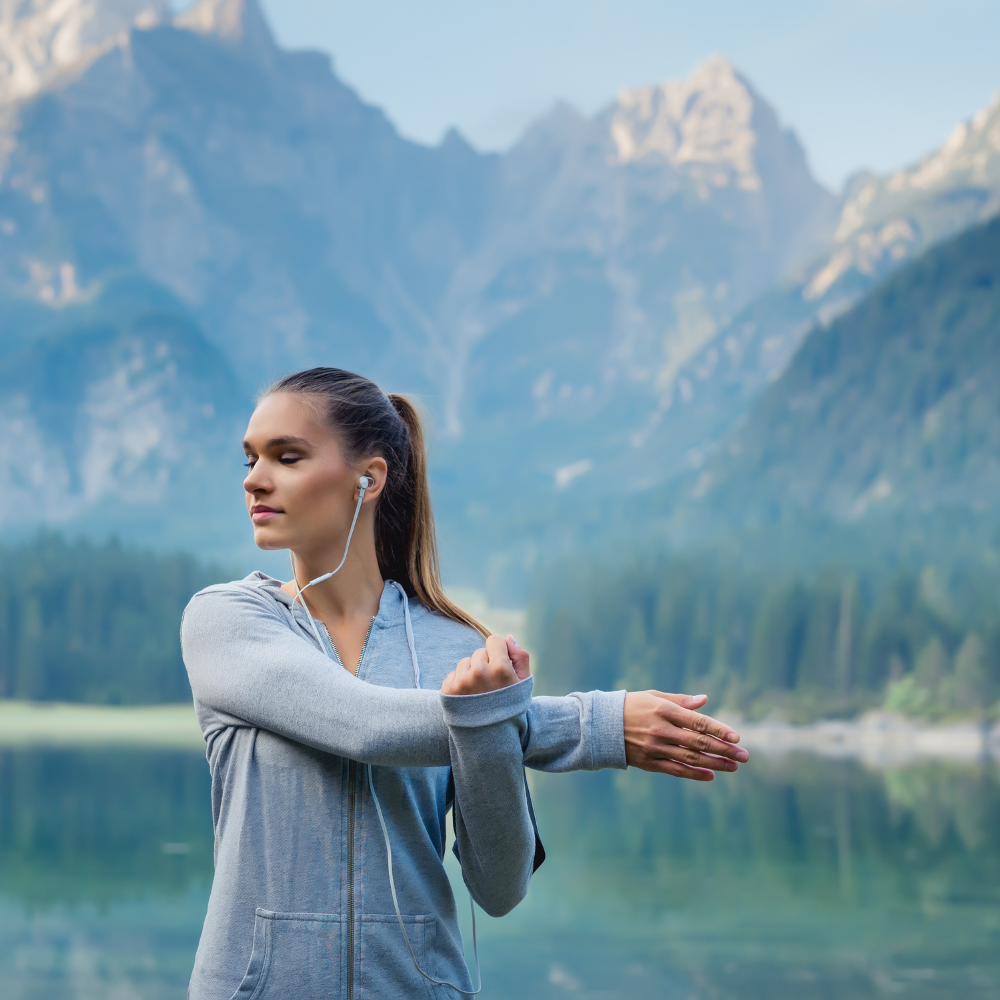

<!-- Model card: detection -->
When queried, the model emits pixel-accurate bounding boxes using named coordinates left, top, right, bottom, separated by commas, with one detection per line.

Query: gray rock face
left=652, top=90, right=1000, bottom=508
left=0, top=275, right=249, bottom=549
left=0, top=0, right=846, bottom=571
left=450, top=58, right=834, bottom=494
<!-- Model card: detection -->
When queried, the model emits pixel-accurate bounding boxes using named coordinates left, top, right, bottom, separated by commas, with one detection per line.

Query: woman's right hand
left=442, top=634, right=527, bottom=695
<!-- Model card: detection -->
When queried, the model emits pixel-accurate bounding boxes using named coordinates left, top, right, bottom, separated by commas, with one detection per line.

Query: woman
left=181, top=368, right=748, bottom=999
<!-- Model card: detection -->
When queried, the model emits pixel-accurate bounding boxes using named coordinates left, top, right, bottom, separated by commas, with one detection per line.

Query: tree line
left=0, top=535, right=224, bottom=704
left=528, top=554, right=1000, bottom=720
left=4, top=534, right=1000, bottom=718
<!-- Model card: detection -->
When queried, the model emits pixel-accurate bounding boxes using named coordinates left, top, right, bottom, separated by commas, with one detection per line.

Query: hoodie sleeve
left=181, top=584, right=626, bottom=771
left=524, top=691, right=627, bottom=771
left=441, top=676, right=537, bottom=917
left=182, top=584, right=451, bottom=766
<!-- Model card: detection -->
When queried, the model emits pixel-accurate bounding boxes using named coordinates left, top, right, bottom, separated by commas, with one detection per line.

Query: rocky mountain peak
left=800, top=89, right=1000, bottom=302
left=836, top=92, right=1000, bottom=246
left=609, top=55, right=763, bottom=191
left=173, top=0, right=274, bottom=53
left=0, top=0, right=167, bottom=103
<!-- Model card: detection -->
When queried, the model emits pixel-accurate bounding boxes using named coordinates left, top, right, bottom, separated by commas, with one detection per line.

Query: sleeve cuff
left=441, top=675, right=534, bottom=728
left=589, top=689, right=628, bottom=770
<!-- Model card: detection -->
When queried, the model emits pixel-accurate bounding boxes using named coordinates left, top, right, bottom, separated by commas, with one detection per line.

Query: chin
left=252, top=529, right=289, bottom=551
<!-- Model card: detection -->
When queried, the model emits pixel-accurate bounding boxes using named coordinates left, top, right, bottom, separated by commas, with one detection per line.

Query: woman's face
left=241, top=392, right=383, bottom=553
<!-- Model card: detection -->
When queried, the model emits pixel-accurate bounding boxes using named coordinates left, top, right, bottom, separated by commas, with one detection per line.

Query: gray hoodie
left=180, top=573, right=626, bottom=999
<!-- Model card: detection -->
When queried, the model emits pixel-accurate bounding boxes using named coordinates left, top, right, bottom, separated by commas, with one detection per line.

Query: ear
left=357, top=456, right=388, bottom=502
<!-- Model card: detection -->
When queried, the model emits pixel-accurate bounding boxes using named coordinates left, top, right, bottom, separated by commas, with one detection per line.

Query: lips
left=250, top=505, right=283, bottom=522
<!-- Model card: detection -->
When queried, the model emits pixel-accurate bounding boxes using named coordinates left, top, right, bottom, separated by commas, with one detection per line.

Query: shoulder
left=183, top=572, right=291, bottom=627
left=408, top=600, right=485, bottom=660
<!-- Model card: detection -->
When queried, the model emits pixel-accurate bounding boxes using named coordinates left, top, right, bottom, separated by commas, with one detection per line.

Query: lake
left=1, top=743, right=998, bottom=998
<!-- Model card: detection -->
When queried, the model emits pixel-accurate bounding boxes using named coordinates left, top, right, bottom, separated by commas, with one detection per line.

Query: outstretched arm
left=510, top=638, right=748, bottom=779
left=183, top=585, right=746, bottom=775
left=184, top=585, right=606, bottom=770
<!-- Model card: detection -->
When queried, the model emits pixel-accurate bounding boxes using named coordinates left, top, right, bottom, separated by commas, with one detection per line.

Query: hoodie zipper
left=319, top=616, right=375, bottom=1000
left=346, top=759, right=357, bottom=999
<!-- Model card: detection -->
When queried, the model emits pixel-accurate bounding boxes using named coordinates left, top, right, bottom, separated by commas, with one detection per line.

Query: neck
left=287, top=532, right=385, bottom=627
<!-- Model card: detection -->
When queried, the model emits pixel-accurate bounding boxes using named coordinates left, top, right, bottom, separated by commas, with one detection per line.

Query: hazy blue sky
left=255, top=0, right=1000, bottom=190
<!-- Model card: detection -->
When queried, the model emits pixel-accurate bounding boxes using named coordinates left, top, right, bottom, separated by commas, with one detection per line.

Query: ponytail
left=386, top=394, right=489, bottom=638
left=265, top=368, right=490, bottom=639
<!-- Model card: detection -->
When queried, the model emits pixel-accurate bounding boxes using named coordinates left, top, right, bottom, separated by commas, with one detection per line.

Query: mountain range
left=686, top=213, right=1000, bottom=525
left=0, top=0, right=997, bottom=596
left=634, top=86, right=1000, bottom=499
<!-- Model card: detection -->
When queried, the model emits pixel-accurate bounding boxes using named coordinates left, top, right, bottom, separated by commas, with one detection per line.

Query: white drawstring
left=390, top=580, right=422, bottom=689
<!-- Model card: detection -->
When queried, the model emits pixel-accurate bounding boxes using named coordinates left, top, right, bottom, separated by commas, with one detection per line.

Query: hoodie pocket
left=229, top=908, right=345, bottom=1000
left=356, top=913, right=446, bottom=998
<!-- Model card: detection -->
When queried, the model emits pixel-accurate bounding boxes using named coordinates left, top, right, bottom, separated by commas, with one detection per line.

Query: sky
left=250, top=0, right=1000, bottom=191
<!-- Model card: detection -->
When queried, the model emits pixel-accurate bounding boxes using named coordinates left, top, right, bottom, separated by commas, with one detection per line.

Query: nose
left=243, top=461, right=270, bottom=496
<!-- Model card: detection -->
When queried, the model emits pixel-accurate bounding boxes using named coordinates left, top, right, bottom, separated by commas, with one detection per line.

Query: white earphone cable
left=368, top=761, right=481, bottom=995
left=366, top=583, right=481, bottom=994
left=289, top=477, right=370, bottom=647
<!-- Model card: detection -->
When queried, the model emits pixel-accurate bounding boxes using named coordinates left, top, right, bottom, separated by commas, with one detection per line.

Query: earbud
left=291, top=474, right=376, bottom=612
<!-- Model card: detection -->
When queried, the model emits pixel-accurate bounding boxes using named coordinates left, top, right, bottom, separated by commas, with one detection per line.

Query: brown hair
left=264, top=368, right=490, bottom=638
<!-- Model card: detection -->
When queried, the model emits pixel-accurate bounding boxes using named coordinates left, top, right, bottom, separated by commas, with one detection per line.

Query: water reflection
left=0, top=747, right=998, bottom=998
left=0, top=748, right=213, bottom=906
left=475, top=756, right=1000, bottom=998
left=0, top=748, right=212, bottom=1000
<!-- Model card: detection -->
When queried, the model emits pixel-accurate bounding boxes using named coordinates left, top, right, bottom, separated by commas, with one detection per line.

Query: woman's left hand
left=442, top=634, right=526, bottom=695
left=624, top=691, right=749, bottom=780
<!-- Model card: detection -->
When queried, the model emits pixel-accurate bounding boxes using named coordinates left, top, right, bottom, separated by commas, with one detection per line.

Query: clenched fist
left=441, top=634, right=530, bottom=695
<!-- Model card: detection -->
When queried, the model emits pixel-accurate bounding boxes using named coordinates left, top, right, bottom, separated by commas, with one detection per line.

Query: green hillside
left=534, top=213, right=1000, bottom=720
left=692, top=213, right=1000, bottom=524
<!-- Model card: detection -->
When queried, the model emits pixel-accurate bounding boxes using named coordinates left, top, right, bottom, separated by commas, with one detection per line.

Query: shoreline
left=1, top=700, right=998, bottom=763
left=0, top=701, right=204, bottom=748
left=725, top=711, right=1000, bottom=764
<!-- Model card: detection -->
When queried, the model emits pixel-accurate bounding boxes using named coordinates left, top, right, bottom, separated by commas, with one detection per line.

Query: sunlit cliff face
left=0, top=0, right=168, bottom=103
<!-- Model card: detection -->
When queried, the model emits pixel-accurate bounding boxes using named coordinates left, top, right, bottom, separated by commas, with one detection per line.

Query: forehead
left=244, top=392, right=335, bottom=446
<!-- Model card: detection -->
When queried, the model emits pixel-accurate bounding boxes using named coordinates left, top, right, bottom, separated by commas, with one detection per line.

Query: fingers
left=648, top=723, right=749, bottom=763
left=484, top=633, right=511, bottom=670
left=442, top=638, right=519, bottom=695
left=440, top=662, right=466, bottom=696
left=653, top=691, right=708, bottom=710
left=665, top=745, right=741, bottom=771
left=505, top=635, right=531, bottom=680
left=623, top=692, right=749, bottom=775
left=640, top=758, right=716, bottom=781
left=468, top=645, right=501, bottom=689
left=651, top=695, right=743, bottom=745
left=630, top=741, right=740, bottom=774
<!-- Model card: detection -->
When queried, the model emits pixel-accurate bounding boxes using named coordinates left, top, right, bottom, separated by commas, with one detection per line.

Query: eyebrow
left=242, top=435, right=313, bottom=451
